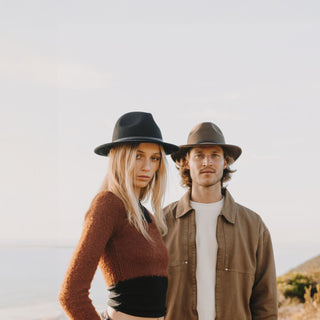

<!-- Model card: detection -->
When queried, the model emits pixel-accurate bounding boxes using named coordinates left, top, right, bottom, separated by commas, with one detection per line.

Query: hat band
left=188, top=140, right=225, bottom=145
left=113, top=136, right=164, bottom=143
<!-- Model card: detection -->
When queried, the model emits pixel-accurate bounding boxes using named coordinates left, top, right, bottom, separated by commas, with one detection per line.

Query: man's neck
left=190, top=184, right=223, bottom=203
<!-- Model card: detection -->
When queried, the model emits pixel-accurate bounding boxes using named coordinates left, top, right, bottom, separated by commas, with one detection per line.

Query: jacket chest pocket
left=219, top=221, right=256, bottom=276
left=166, top=214, right=194, bottom=268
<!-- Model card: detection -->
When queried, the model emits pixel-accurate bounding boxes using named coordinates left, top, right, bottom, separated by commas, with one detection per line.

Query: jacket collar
left=220, top=189, right=237, bottom=224
left=175, top=191, right=193, bottom=219
left=176, top=188, right=237, bottom=224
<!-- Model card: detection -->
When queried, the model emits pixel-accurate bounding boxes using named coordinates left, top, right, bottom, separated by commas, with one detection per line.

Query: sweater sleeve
left=58, top=191, right=122, bottom=320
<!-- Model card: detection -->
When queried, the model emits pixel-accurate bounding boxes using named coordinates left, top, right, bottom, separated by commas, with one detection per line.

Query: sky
left=1, top=1, right=320, bottom=275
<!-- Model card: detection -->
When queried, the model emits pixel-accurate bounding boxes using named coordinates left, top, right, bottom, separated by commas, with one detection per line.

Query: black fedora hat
left=94, top=111, right=179, bottom=156
left=172, top=122, right=242, bottom=162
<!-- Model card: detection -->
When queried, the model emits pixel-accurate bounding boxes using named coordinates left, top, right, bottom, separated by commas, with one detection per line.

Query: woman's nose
left=142, top=159, right=151, bottom=170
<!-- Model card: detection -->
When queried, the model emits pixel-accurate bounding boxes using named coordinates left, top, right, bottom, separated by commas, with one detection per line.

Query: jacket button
left=225, top=267, right=229, bottom=271
left=184, top=260, right=188, bottom=264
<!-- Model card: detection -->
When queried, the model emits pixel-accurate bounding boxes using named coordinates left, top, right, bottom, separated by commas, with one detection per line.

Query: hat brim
left=94, top=137, right=179, bottom=156
left=171, top=143, right=242, bottom=162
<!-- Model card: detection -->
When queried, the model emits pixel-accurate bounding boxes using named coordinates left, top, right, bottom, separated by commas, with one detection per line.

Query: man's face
left=186, top=145, right=227, bottom=189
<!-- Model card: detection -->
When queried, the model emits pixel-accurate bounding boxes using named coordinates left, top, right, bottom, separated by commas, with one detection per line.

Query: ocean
left=0, top=244, right=319, bottom=320
left=0, top=247, right=108, bottom=320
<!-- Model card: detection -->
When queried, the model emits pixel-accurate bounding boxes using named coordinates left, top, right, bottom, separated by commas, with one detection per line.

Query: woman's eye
left=152, top=157, right=160, bottom=161
left=136, top=154, right=142, bottom=159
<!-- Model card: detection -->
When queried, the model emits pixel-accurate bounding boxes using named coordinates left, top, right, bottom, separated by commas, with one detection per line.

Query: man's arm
left=250, top=225, right=278, bottom=319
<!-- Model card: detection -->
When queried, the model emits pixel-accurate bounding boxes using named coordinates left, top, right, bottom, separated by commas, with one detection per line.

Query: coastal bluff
left=278, top=254, right=320, bottom=320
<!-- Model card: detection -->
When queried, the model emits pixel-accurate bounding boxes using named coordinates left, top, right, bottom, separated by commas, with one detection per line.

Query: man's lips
left=200, top=169, right=215, bottom=174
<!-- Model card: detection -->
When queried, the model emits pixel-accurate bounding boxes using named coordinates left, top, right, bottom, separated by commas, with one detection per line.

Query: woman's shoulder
left=93, top=190, right=123, bottom=204
left=89, top=190, right=126, bottom=217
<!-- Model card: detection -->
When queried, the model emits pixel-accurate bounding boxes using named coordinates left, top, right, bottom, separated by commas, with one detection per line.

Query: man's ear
left=223, top=159, right=227, bottom=169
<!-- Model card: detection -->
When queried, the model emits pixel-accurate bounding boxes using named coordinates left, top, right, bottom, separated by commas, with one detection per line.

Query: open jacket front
left=163, top=189, right=278, bottom=320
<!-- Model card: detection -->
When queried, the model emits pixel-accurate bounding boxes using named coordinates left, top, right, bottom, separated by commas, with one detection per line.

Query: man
left=163, top=122, right=277, bottom=320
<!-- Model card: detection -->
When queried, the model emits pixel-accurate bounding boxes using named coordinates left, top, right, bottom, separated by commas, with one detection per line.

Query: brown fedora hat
left=172, top=122, right=242, bottom=162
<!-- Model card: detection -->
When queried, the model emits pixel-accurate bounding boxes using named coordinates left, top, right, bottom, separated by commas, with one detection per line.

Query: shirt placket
left=188, top=210, right=198, bottom=319
left=215, top=215, right=226, bottom=319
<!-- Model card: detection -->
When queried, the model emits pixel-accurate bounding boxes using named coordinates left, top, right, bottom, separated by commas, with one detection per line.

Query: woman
left=58, top=111, right=178, bottom=320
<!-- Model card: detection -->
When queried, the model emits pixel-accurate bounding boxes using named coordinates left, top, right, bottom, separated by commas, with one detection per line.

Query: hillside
left=289, top=254, right=320, bottom=274
left=278, top=254, right=320, bottom=320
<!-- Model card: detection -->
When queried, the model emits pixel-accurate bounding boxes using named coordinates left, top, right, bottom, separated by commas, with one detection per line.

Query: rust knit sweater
left=58, top=191, right=169, bottom=320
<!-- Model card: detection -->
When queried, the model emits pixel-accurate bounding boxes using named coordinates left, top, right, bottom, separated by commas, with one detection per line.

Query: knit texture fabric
left=59, top=191, right=169, bottom=320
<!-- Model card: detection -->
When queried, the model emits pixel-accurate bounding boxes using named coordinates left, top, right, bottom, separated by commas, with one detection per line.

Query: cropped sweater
left=58, top=191, right=169, bottom=320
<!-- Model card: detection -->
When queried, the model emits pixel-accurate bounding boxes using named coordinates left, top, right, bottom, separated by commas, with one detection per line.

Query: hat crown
left=171, top=121, right=242, bottom=162
left=187, top=122, right=225, bottom=145
left=113, top=112, right=162, bottom=141
left=94, top=111, right=179, bottom=156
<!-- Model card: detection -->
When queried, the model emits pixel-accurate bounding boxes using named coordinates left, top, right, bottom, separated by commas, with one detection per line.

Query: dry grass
left=278, top=285, right=320, bottom=320
left=276, top=255, right=320, bottom=319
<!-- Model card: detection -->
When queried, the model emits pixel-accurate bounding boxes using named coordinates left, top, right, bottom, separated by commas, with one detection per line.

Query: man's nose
left=202, top=155, right=213, bottom=166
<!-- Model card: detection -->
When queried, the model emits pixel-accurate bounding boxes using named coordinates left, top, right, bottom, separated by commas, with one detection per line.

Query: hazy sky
left=1, top=1, right=319, bottom=274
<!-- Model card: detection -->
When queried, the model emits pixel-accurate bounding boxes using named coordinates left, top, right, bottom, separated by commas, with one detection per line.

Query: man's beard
left=200, top=174, right=223, bottom=188
left=201, top=179, right=221, bottom=188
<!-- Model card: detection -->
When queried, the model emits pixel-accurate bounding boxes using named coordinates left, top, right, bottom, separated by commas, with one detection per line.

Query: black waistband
left=108, top=276, right=168, bottom=317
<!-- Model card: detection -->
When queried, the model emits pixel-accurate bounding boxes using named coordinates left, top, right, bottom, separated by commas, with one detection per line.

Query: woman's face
left=133, top=143, right=161, bottom=194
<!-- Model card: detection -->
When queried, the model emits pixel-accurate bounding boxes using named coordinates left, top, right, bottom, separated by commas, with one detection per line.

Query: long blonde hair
left=100, top=143, right=168, bottom=240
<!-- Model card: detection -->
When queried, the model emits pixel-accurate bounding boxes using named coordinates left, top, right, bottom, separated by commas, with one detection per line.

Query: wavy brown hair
left=175, top=147, right=236, bottom=189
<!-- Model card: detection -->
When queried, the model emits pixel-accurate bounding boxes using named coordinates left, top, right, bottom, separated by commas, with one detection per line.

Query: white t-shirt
left=191, top=198, right=224, bottom=320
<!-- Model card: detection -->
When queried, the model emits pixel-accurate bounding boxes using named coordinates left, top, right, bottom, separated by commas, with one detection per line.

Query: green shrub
left=283, top=274, right=318, bottom=302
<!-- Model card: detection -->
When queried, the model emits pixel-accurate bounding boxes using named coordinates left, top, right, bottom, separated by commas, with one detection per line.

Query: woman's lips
left=137, top=175, right=151, bottom=181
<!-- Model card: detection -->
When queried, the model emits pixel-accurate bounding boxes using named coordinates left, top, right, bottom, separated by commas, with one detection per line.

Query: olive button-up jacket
left=163, top=189, right=278, bottom=320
